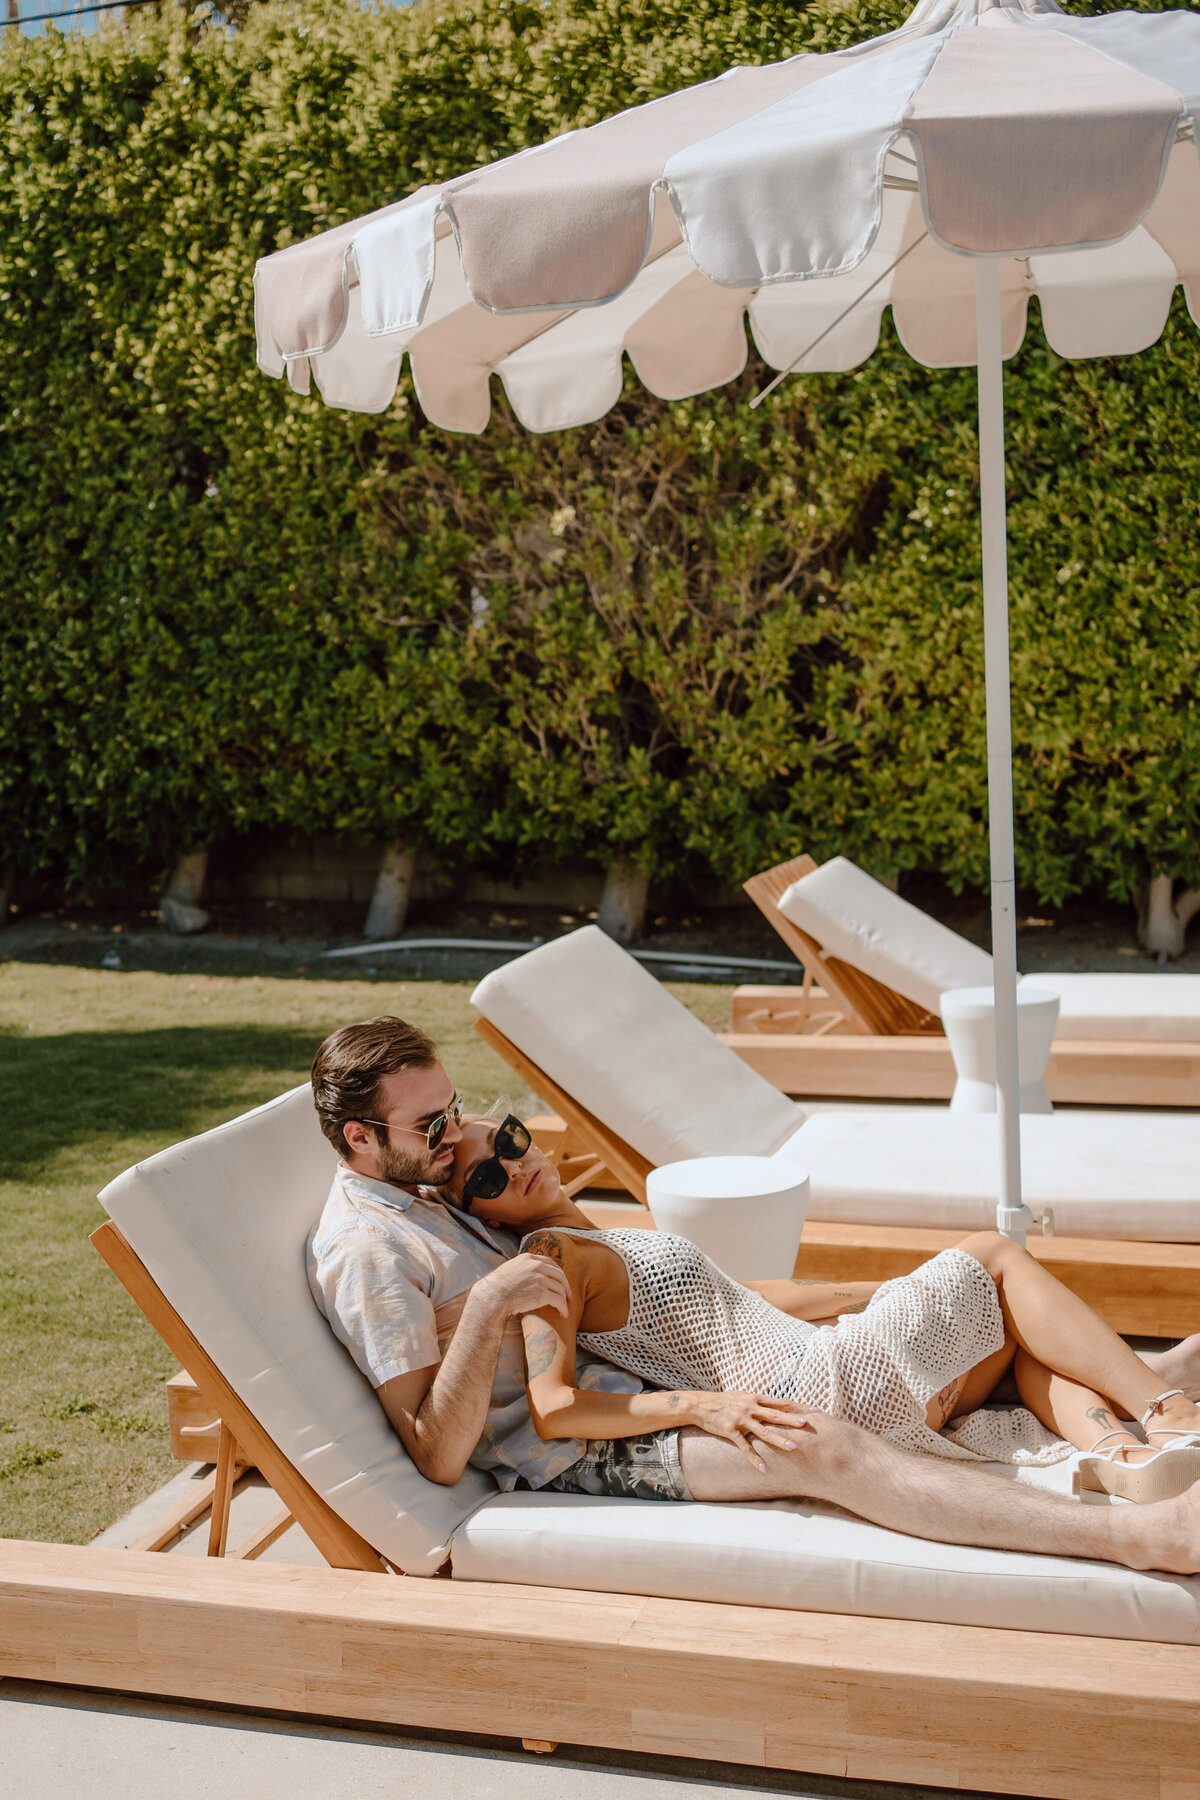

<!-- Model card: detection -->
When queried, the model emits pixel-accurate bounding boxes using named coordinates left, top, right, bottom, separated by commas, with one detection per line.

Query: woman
left=447, top=1114, right=1200, bottom=1501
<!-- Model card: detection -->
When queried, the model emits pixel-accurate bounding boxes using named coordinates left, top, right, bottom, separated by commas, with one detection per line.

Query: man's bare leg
left=677, top=1414, right=1200, bottom=1574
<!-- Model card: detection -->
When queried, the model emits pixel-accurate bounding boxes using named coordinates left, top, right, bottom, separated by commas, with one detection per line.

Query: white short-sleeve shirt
left=306, top=1165, right=641, bottom=1489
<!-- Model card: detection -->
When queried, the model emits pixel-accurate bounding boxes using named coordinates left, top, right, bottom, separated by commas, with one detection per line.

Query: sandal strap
left=1143, top=1427, right=1200, bottom=1449
left=1084, top=1429, right=1139, bottom=1458
left=1140, top=1389, right=1185, bottom=1432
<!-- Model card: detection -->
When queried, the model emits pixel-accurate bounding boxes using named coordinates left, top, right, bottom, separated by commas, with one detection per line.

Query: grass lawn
left=0, top=955, right=729, bottom=1546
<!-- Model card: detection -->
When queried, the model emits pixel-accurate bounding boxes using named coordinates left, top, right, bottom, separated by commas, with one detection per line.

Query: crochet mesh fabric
left=563, top=1225, right=810, bottom=1399
left=545, top=1230, right=1069, bottom=1467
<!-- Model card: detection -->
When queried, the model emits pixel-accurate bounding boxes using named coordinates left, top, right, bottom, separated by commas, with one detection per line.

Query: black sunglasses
left=459, top=1115, right=532, bottom=1209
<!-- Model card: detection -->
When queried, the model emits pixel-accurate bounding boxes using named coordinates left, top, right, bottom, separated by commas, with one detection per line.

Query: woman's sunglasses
left=460, top=1115, right=533, bottom=1208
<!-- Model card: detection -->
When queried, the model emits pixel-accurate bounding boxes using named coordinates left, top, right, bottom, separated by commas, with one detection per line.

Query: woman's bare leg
left=955, top=1232, right=1200, bottom=1444
left=1140, top=1332, right=1200, bottom=1403
left=925, top=1337, right=1016, bottom=1432
left=1011, top=1347, right=1148, bottom=1456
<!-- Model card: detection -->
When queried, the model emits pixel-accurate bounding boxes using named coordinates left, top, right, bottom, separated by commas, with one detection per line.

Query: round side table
left=645, top=1155, right=810, bottom=1282
left=939, top=985, right=1060, bottom=1115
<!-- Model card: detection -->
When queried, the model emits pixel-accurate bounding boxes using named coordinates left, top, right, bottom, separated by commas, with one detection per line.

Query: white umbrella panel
left=254, top=0, right=1200, bottom=1240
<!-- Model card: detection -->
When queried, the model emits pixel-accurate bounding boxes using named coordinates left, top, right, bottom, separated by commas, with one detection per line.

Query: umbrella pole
left=975, top=256, right=1029, bottom=1245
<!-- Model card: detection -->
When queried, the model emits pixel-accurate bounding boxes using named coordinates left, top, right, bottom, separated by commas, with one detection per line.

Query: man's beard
left=374, top=1135, right=453, bottom=1189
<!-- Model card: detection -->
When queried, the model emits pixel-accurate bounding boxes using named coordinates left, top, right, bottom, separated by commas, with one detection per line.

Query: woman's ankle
left=1146, top=1395, right=1200, bottom=1436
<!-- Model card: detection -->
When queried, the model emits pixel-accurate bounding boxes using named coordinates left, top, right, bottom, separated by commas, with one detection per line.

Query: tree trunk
left=1137, top=874, right=1200, bottom=961
left=0, top=867, right=13, bottom=926
left=160, top=847, right=210, bottom=935
left=597, top=858, right=649, bottom=945
left=363, top=843, right=416, bottom=942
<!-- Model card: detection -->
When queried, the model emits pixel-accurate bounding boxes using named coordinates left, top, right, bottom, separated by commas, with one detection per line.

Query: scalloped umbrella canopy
left=254, top=0, right=1200, bottom=1233
left=254, top=0, right=1200, bottom=429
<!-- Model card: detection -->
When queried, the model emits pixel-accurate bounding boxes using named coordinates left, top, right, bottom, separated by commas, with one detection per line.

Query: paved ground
left=0, top=1679, right=1013, bottom=1800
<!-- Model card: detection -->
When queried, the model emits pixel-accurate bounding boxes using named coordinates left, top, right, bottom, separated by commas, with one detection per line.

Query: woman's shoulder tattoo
left=524, top=1229, right=567, bottom=1264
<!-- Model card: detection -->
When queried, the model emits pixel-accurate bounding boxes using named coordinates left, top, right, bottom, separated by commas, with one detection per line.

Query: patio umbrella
left=254, top=0, right=1200, bottom=1241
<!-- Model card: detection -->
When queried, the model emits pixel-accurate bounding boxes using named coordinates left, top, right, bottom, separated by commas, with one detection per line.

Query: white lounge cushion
left=779, top=856, right=1200, bottom=1042
left=98, top=1084, right=494, bottom=1576
left=777, top=857, right=993, bottom=1015
left=773, top=1111, right=1200, bottom=1241
left=1037, top=973, right=1200, bottom=1043
left=471, top=926, right=804, bottom=1167
left=452, top=1490, right=1200, bottom=1646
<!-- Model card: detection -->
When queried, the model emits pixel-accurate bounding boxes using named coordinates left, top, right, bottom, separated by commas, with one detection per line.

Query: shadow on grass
left=0, top=1023, right=318, bottom=1180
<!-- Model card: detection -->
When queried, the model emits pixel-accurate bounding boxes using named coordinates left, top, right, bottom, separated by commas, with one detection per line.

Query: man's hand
left=686, top=1391, right=813, bottom=1473
left=472, top=1251, right=572, bottom=1320
left=378, top=1253, right=570, bottom=1485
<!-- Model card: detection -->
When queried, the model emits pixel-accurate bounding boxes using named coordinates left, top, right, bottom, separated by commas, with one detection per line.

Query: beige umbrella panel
left=255, top=140, right=1200, bottom=432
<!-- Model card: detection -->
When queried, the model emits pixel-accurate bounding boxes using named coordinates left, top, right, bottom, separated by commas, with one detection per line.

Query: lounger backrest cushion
left=777, top=857, right=994, bottom=1015
left=472, top=926, right=805, bottom=1165
left=98, top=1084, right=495, bottom=1575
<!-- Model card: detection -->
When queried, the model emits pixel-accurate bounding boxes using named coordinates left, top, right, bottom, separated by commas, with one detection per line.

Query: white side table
left=646, top=1155, right=810, bottom=1282
left=939, top=985, right=1060, bottom=1115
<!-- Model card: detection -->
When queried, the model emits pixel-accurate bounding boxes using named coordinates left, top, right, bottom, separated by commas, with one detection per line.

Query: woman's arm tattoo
left=524, top=1325, right=560, bottom=1381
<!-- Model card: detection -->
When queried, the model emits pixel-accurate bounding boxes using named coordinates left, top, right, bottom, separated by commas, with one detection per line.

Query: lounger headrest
left=472, top=926, right=804, bottom=1166
left=777, top=857, right=993, bottom=1015
left=99, top=1084, right=494, bottom=1574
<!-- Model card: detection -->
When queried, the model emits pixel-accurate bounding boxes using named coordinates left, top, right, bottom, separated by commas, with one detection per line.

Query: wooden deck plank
left=724, top=1007, right=1200, bottom=1110
left=2, top=1543, right=1196, bottom=1799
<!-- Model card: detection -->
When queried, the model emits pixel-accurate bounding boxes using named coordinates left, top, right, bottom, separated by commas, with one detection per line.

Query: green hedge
left=1, top=0, right=1198, bottom=907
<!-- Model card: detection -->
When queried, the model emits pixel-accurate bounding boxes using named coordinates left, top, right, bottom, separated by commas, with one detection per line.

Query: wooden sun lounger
left=4, top=1211, right=1186, bottom=1794
left=734, top=854, right=1200, bottom=1107
left=5, top=1534, right=1200, bottom=1798
left=479, top=1019, right=1200, bottom=1339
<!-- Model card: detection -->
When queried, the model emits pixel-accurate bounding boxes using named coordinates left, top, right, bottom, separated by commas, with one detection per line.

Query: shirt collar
left=337, top=1165, right=417, bottom=1212
left=335, top=1164, right=517, bottom=1256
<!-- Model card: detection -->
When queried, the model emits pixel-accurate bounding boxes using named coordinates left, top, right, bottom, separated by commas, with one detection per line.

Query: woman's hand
left=685, top=1391, right=812, bottom=1472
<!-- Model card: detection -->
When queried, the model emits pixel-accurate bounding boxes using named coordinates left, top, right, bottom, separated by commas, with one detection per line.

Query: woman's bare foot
left=1118, top=1477, right=1200, bottom=1574
left=1140, top=1333, right=1200, bottom=1403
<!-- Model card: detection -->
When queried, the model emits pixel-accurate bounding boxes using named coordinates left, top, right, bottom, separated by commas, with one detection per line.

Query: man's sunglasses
left=359, top=1091, right=464, bottom=1151
left=459, top=1115, right=532, bottom=1209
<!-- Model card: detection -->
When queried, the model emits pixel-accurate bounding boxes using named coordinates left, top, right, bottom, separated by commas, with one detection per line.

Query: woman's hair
left=311, top=1016, right=438, bottom=1157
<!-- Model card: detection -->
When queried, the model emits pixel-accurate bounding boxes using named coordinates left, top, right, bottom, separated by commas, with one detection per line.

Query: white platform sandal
left=1074, top=1390, right=1200, bottom=1503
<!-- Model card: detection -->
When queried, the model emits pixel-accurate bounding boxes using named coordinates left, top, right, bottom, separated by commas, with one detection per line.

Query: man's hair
left=311, top=1017, right=438, bottom=1157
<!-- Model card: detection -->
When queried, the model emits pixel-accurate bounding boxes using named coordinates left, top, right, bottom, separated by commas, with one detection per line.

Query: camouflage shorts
left=547, top=1430, right=691, bottom=1502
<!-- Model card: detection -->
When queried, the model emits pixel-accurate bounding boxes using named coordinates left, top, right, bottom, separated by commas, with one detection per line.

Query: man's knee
left=767, top=1410, right=864, bottom=1491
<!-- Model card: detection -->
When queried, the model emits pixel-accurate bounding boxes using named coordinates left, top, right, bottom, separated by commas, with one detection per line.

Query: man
left=307, top=1016, right=1200, bottom=1575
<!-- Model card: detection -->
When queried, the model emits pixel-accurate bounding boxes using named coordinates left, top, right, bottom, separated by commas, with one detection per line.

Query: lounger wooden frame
left=476, top=1019, right=1200, bottom=1339
left=18, top=1218, right=1191, bottom=1793
left=90, top=1221, right=389, bottom=1574
left=735, top=854, right=1200, bottom=1108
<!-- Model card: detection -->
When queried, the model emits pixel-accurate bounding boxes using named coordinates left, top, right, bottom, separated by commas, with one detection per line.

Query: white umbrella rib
left=749, top=230, right=929, bottom=407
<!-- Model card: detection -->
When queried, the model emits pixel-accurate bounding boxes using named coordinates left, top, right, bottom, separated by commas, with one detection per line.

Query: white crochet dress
left=536, top=1227, right=1068, bottom=1466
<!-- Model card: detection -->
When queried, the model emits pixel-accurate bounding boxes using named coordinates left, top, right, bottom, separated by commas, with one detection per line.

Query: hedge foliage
left=2, top=0, right=1199, bottom=906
